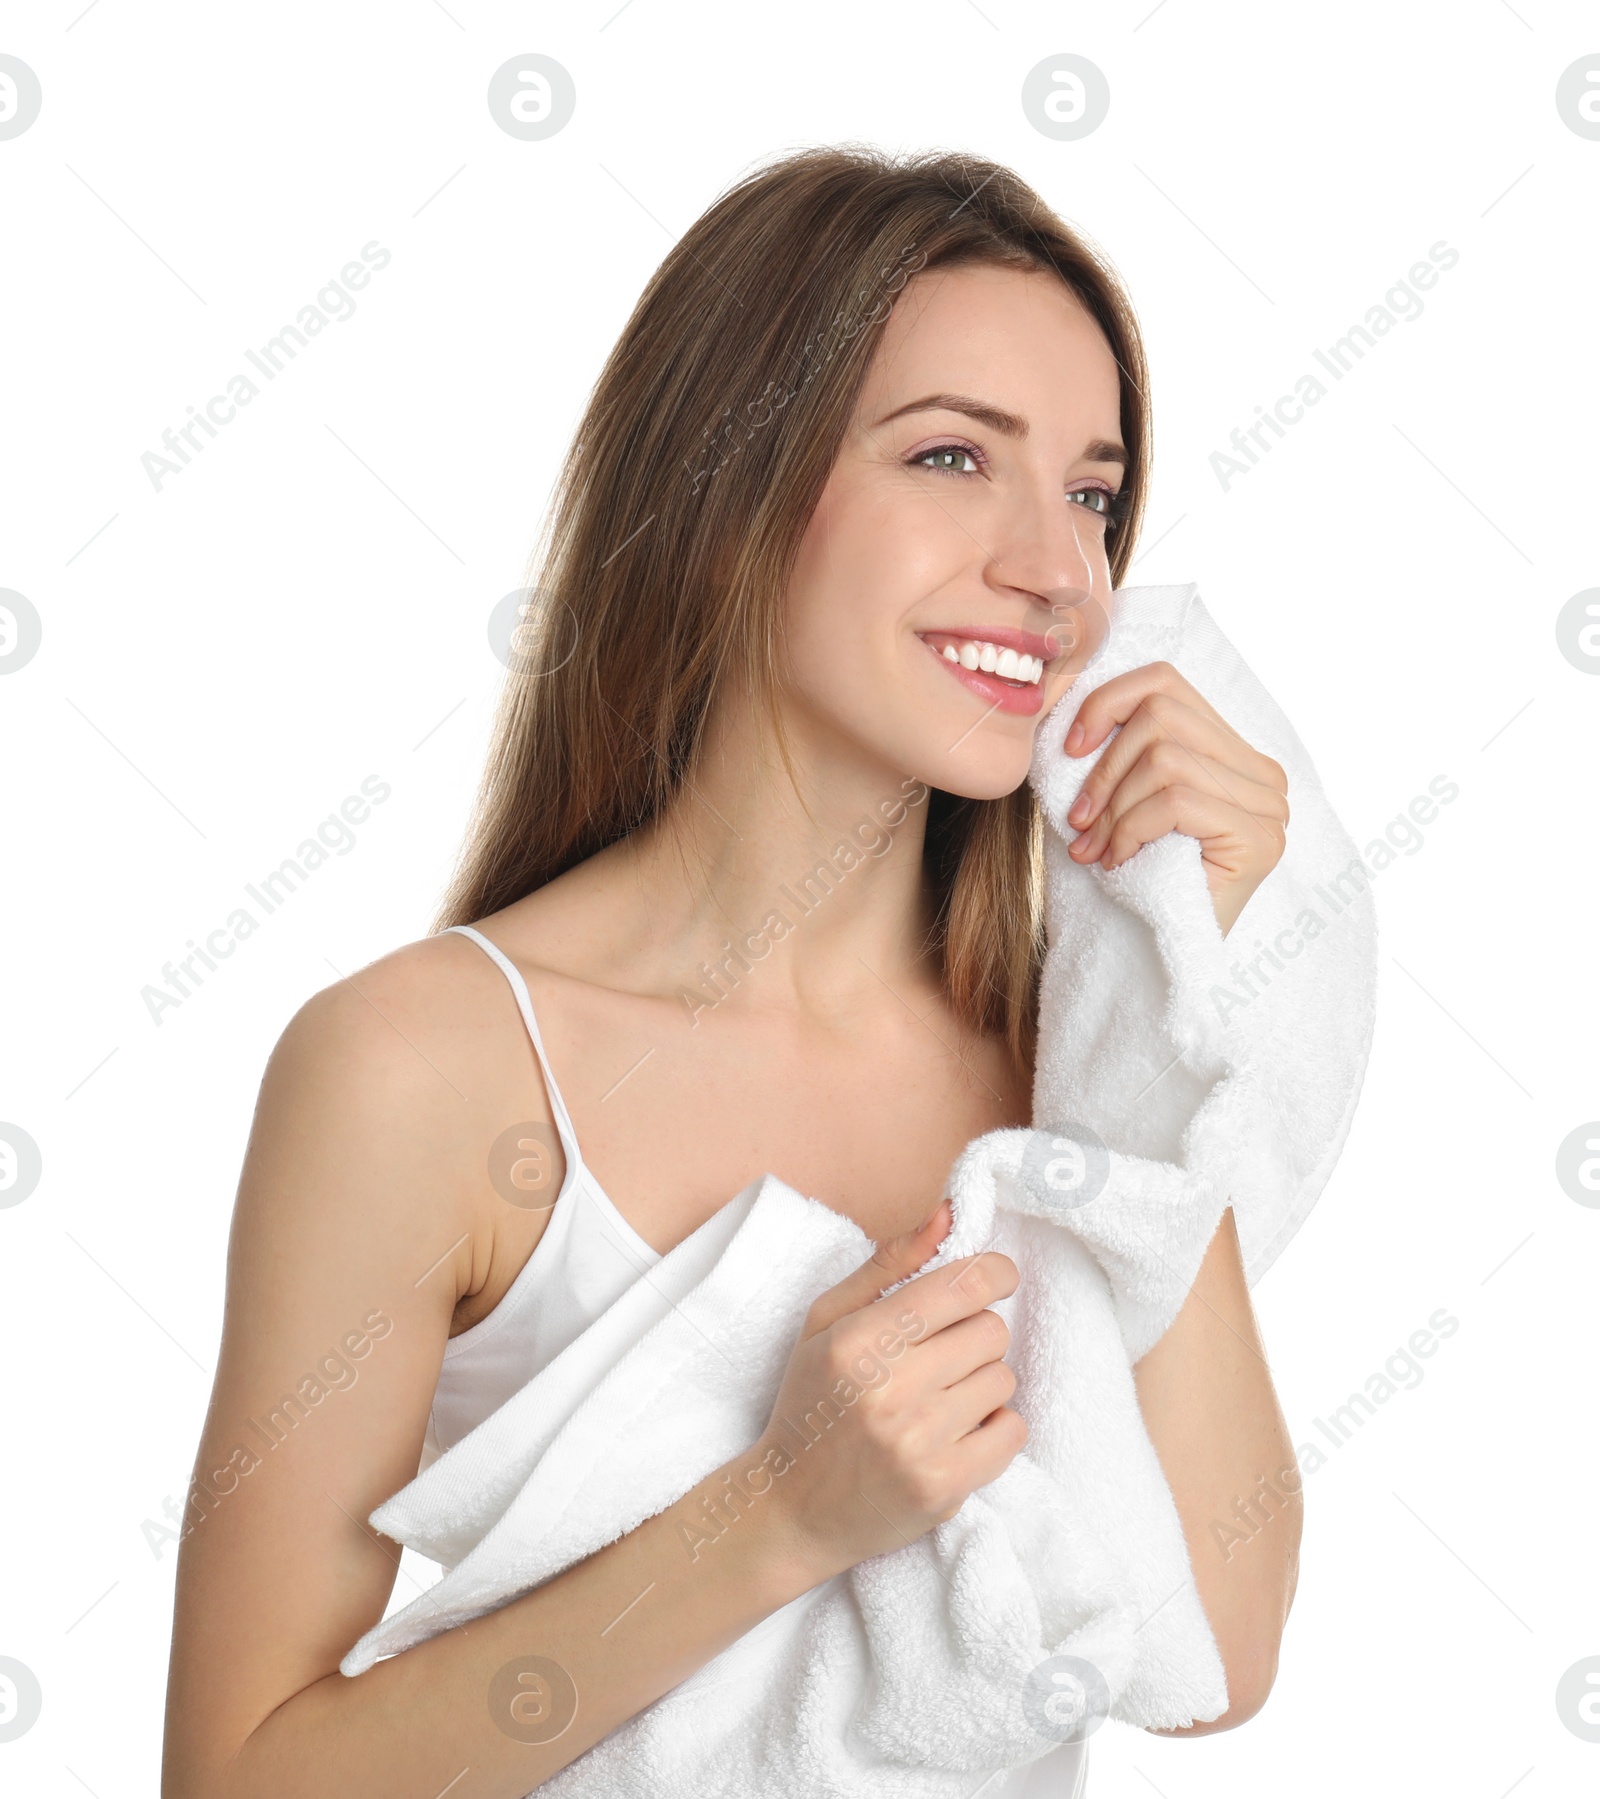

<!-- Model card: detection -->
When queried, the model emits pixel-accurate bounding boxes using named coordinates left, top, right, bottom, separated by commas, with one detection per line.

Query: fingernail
left=1064, top=721, right=1085, bottom=753
left=1067, top=791, right=1091, bottom=825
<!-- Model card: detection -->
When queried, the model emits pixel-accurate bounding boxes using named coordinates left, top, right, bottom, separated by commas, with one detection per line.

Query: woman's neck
left=573, top=685, right=946, bottom=1018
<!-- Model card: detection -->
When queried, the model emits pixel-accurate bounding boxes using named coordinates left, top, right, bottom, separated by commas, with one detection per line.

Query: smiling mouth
left=919, top=628, right=1057, bottom=686
left=916, top=627, right=1060, bottom=716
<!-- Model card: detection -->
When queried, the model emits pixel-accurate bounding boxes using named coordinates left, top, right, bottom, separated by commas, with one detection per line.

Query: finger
left=1096, top=786, right=1284, bottom=875
left=804, top=1197, right=952, bottom=1338
left=909, top=1306, right=1012, bottom=1388
left=1072, top=744, right=1288, bottom=870
left=1064, top=660, right=1235, bottom=758
left=1069, top=745, right=1288, bottom=864
left=949, top=1405, right=1029, bottom=1491
left=1066, top=693, right=1284, bottom=832
left=938, top=1357, right=1018, bottom=1436
left=862, top=1249, right=1019, bottom=1347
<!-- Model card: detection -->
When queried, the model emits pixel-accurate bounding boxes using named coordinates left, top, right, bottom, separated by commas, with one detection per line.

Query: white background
left=2, top=2, right=1596, bottom=1794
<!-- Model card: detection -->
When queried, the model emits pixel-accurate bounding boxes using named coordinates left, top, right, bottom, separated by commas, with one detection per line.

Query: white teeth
left=931, top=637, right=1044, bottom=685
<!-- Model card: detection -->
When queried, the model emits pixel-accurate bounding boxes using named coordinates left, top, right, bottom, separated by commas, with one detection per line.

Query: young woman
left=163, top=147, right=1298, bottom=1796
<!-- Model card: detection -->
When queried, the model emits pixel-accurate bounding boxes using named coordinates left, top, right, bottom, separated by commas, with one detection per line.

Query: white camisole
left=422, top=924, right=1088, bottom=1797
left=420, top=924, right=666, bottom=1469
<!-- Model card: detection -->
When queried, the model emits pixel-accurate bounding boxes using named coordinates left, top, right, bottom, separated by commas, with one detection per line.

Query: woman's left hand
left=1061, top=661, right=1290, bottom=938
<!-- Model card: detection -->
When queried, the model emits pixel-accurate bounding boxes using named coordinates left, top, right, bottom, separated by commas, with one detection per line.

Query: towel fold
left=342, top=582, right=1377, bottom=1796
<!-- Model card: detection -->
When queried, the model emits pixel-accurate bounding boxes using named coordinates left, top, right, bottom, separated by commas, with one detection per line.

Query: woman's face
left=780, top=261, right=1124, bottom=800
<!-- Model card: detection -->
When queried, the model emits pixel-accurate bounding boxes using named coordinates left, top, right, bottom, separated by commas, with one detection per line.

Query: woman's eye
left=914, top=444, right=980, bottom=475
left=1067, top=487, right=1113, bottom=516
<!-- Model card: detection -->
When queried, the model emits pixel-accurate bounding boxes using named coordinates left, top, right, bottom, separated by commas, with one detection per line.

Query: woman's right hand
left=753, top=1200, right=1027, bottom=1583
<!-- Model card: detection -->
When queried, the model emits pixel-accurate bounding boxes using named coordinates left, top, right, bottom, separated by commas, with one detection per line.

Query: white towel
left=342, top=582, right=1377, bottom=1795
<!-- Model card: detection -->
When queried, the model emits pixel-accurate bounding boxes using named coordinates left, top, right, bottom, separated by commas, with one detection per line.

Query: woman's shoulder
left=255, top=927, right=559, bottom=1215
left=264, top=849, right=648, bottom=1130
left=274, top=927, right=523, bottom=1092
left=236, top=927, right=564, bottom=1314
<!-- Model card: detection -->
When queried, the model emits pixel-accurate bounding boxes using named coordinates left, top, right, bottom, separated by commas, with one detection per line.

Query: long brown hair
left=437, top=145, right=1151, bottom=1072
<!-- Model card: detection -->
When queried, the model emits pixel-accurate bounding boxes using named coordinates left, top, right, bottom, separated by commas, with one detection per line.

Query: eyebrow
left=873, top=391, right=1128, bottom=469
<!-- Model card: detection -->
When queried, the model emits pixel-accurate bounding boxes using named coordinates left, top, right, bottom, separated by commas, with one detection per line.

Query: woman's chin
left=917, top=747, right=1035, bottom=802
left=834, top=705, right=1039, bottom=804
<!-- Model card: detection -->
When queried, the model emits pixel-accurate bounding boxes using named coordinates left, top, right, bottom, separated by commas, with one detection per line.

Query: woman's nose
left=988, top=489, right=1109, bottom=620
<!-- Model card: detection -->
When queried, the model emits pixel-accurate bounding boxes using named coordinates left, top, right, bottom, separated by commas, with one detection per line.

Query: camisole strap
left=444, top=924, right=584, bottom=1159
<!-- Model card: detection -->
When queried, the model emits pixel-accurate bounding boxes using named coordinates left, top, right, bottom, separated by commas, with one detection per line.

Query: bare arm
left=221, top=1439, right=827, bottom=1795
left=1133, top=1205, right=1301, bottom=1734
left=162, top=947, right=1023, bottom=1797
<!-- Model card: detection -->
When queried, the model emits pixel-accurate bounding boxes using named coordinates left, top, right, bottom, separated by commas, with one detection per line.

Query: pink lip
left=916, top=631, right=1047, bottom=717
